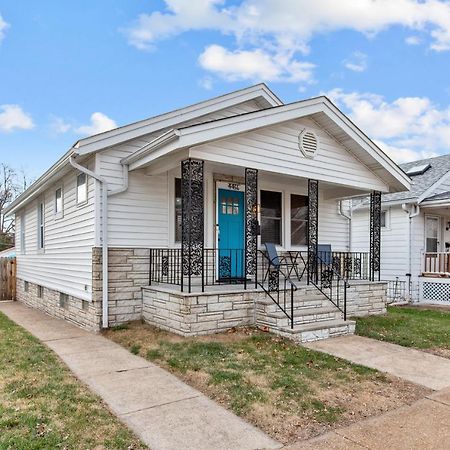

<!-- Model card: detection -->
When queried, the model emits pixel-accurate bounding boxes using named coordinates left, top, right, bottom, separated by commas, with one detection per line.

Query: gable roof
left=5, top=84, right=282, bottom=215
left=124, top=96, right=410, bottom=193
left=74, top=83, right=282, bottom=154
left=382, top=154, right=450, bottom=203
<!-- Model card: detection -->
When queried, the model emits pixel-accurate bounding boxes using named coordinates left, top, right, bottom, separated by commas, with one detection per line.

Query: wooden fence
left=0, top=257, right=16, bottom=300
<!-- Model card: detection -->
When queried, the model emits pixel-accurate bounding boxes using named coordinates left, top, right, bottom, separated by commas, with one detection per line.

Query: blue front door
left=218, top=189, right=245, bottom=280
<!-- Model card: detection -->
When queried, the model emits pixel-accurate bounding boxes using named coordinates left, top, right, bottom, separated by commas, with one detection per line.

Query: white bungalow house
left=352, top=154, right=450, bottom=305
left=5, top=84, right=410, bottom=341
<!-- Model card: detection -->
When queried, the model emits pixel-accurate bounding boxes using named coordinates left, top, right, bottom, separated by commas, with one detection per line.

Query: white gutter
left=402, top=202, right=420, bottom=300
left=339, top=200, right=352, bottom=251
left=69, top=155, right=110, bottom=329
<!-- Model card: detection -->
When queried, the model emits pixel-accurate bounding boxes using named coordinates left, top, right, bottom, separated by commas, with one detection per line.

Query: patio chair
left=262, top=243, right=295, bottom=290
left=317, top=244, right=332, bottom=265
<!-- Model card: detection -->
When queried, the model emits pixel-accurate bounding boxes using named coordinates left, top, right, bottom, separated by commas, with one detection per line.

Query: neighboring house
left=5, top=84, right=410, bottom=341
left=352, top=154, right=450, bottom=304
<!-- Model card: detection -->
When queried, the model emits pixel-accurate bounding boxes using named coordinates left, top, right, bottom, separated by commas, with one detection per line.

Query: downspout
left=402, top=202, right=420, bottom=300
left=69, top=155, right=110, bottom=328
left=339, top=200, right=352, bottom=251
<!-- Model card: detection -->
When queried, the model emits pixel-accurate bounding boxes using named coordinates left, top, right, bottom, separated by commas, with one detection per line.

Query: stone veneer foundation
left=16, top=247, right=388, bottom=337
left=16, top=277, right=101, bottom=331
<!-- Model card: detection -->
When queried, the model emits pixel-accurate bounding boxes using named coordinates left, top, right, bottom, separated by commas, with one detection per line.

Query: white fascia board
left=128, top=97, right=411, bottom=193
left=75, top=85, right=282, bottom=155
left=418, top=169, right=450, bottom=204
left=420, top=198, right=450, bottom=207
left=352, top=197, right=419, bottom=212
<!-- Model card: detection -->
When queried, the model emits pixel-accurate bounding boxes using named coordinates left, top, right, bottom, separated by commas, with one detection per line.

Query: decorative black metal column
left=307, top=179, right=319, bottom=284
left=181, top=159, right=204, bottom=293
left=245, top=168, right=258, bottom=288
left=369, top=190, right=382, bottom=282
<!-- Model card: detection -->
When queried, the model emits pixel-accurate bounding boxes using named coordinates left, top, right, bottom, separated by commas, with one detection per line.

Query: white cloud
left=0, top=105, right=34, bottom=133
left=325, top=89, right=450, bottom=163
left=76, top=112, right=117, bottom=136
left=198, top=44, right=315, bottom=82
left=405, top=35, right=421, bottom=45
left=49, top=116, right=71, bottom=134
left=343, top=51, right=368, bottom=72
left=198, top=76, right=214, bottom=90
left=0, top=14, right=9, bottom=43
left=125, top=0, right=450, bottom=53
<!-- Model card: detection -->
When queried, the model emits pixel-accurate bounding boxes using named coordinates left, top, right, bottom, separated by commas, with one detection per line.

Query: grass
left=105, top=322, right=430, bottom=443
left=0, top=311, right=146, bottom=450
left=356, top=306, right=450, bottom=355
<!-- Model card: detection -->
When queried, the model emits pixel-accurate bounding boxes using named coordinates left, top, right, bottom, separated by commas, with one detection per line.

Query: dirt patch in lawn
left=104, top=322, right=430, bottom=444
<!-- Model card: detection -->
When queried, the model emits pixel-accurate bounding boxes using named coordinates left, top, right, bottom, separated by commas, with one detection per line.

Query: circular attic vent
left=298, top=129, right=318, bottom=158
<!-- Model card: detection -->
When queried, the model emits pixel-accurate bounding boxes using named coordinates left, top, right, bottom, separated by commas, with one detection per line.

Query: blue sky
left=1, top=0, right=450, bottom=179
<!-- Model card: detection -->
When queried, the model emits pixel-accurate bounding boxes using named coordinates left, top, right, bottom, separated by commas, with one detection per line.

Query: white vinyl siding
left=352, top=206, right=409, bottom=281
left=15, top=158, right=96, bottom=301
left=191, top=116, right=388, bottom=192
left=95, top=99, right=266, bottom=247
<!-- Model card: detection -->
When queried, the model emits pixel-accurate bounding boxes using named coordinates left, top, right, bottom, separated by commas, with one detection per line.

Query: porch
left=139, top=156, right=385, bottom=341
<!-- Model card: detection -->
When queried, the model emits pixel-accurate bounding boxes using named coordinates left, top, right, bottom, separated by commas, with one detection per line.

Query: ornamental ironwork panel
left=321, top=268, right=333, bottom=290
left=245, top=168, right=258, bottom=276
left=307, top=179, right=319, bottom=283
left=268, top=270, right=279, bottom=292
left=219, top=256, right=231, bottom=279
left=369, top=191, right=382, bottom=281
left=181, top=159, right=204, bottom=280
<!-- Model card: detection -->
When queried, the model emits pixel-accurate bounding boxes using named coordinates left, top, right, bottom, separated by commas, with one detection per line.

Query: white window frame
left=54, top=185, right=64, bottom=219
left=20, top=212, right=26, bottom=254
left=37, top=200, right=45, bottom=252
left=381, top=209, right=390, bottom=229
left=76, top=173, right=88, bottom=206
left=260, top=189, right=284, bottom=247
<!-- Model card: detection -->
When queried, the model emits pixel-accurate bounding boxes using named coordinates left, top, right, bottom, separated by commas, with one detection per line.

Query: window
left=291, top=194, right=308, bottom=246
left=60, top=292, right=69, bottom=308
left=20, top=213, right=26, bottom=254
left=55, top=187, right=63, bottom=217
left=175, top=178, right=182, bottom=242
left=24, top=281, right=29, bottom=292
left=221, top=196, right=240, bottom=215
left=82, top=300, right=89, bottom=311
left=37, top=285, right=43, bottom=298
left=37, top=201, right=45, bottom=250
left=261, top=190, right=282, bottom=245
left=76, top=173, right=88, bottom=204
left=381, top=211, right=387, bottom=228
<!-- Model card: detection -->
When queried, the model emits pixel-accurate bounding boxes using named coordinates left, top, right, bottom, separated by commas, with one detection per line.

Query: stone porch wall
left=346, top=280, right=388, bottom=317
left=16, top=278, right=101, bottom=331
left=142, top=287, right=266, bottom=336
left=92, top=247, right=150, bottom=327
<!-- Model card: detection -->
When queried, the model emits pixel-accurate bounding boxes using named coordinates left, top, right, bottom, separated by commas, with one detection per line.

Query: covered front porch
left=119, top=97, right=409, bottom=339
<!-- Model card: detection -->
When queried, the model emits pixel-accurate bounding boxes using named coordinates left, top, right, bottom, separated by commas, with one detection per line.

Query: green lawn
left=0, top=311, right=146, bottom=450
left=105, top=322, right=429, bottom=444
left=356, top=306, right=450, bottom=351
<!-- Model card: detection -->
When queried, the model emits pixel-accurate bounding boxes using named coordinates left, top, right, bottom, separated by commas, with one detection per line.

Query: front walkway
left=305, top=335, right=450, bottom=390
left=0, top=301, right=280, bottom=450
left=288, top=387, right=450, bottom=450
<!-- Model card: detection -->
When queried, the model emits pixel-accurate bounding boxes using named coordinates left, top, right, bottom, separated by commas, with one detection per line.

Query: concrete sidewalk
left=288, top=388, right=450, bottom=450
left=0, top=301, right=280, bottom=450
left=305, top=335, right=450, bottom=390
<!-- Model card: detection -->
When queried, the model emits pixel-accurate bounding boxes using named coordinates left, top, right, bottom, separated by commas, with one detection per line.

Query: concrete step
left=278, top=319, right=356, bottom=343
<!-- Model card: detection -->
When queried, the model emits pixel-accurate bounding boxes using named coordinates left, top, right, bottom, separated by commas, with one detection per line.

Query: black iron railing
left=257, top=250, right=299, bottom=329
left=307, top=253, right=349, bottom=320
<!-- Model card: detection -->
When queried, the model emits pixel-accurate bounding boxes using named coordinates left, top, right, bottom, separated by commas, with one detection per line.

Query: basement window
left=60, top=292, right=69, bottom=308
left=24, top=281, right=29, bottom=292
left=37, top=285, right=44, bottom=298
